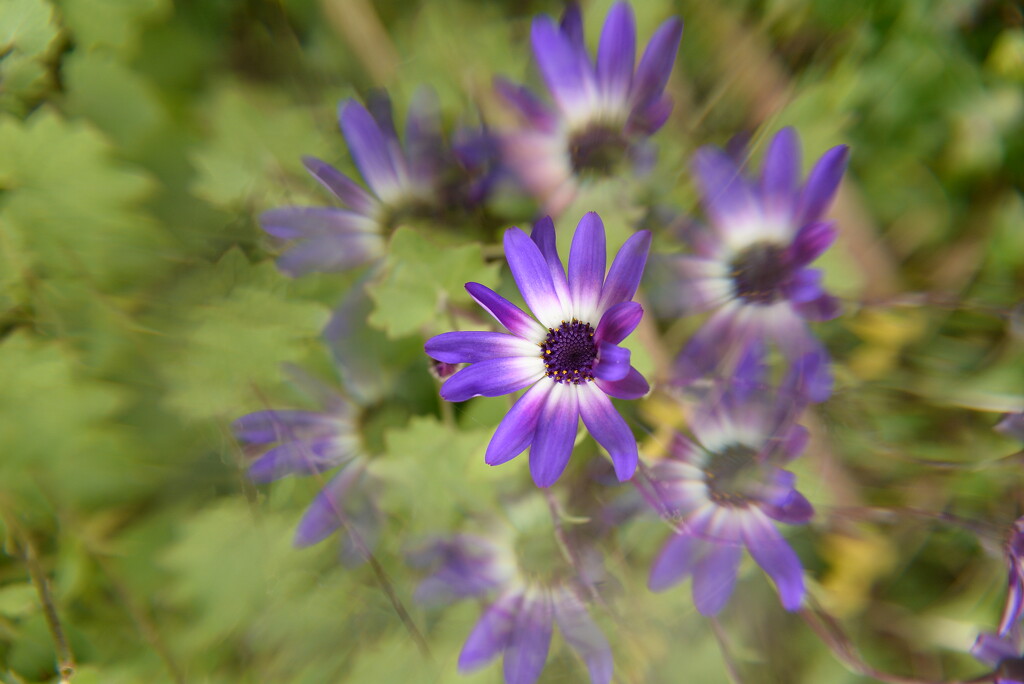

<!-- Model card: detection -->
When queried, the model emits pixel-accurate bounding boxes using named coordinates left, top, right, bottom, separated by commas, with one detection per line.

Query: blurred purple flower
left=410, top=534, right=612, bottom=684
left=497, top=2, right=683, bottom=214
left=972, top=632, right=1024, bottom=684
left=668, top=127, right=849, bottom=397
left=644, top=389, right=813, bottom=615
left=232, top=374, right=381, bottom=562
left=425, top=212, right=652, bottom=487
left=261, top=90, right=492, bottom=277
left=972, top=517, right=1024, bottom=681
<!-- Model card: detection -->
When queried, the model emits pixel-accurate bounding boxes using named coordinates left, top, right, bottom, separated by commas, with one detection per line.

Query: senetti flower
left=261, top=90, right=486, bottom=277
left=425, top=212, right=652, bottom=487
left=497, top=2, right=683, bottom=214
left=410, top=534, right=613, bottom=684
left=645, top=391, right=813, bottom=615
left=669, top=128, right=849, bottom=395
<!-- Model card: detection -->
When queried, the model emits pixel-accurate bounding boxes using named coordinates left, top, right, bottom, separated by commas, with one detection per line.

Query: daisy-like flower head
left=261, top=90, right=489, bottom=277
left=497, top=2, right=683, bottom=214
left=410, top=533, right=613, bottom=684
left=670, top=127, right=850, bottom=398
left=232, top=377, right=381, bottom=560
left=425, top=212, right=652, bottom=488
left=644, top=389, right=813, bottom=615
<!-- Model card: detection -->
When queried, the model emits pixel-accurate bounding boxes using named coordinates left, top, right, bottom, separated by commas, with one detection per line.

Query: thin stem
left=709, top=617, right=745, bottom=684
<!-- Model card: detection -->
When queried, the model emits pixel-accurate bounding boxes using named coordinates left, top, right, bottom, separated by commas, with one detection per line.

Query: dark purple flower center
left=568, top=125, right=629, bottom=176
left=540, top=319, right=597, bottom=384
left=730, top=242, right=790, bottom=305
left=705, top=444, right=760, bottom=506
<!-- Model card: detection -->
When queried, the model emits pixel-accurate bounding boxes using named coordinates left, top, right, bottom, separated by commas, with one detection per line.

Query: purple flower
left=668, top=127, right=849, bottom=396
left=232, top=378, right=380, bottom=561
left=261, top=90, right=488, bottom=277
left=408, top=534, right=516, bottom=604
left=497, top=2, right=683, bottom=214
left=972, top=632, right=1024, bottom=684
left=425, top=212, right=652, bottom=487
left=644, top=390, right=813, bottom=615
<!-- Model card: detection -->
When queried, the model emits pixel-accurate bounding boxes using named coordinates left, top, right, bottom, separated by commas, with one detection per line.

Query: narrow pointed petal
left=760, top=128, right=800, bottom=217
left=459, top=591, right=522, bottom=672
left=293, top=465, right=363, bottom=547
left=301, top=156, right=376, bottom=214
left=440, top=357, right=544, bottom=402
left=568, top=212, right=607, bottom=321
left=797, top=145, right=849, bottom=224
left=276, top=233, right=383, bottom=276
left=559, top=3, right=586, bottom=55
left=595, top=366, right=649, bottom=399
left=649, top=532, right=700, bottom=591
left=504, top=591, right=554, bottom=684
left=339, top=100, right=403, bottom=197
left=795, top=290, right=841, bottom=322
left=626, top=93, right=673, bottom=135
left=531, top=16, right=593, bottom=118
left=742, top=512, right=805, bottom=611
left=260, top=207, right=376, bottom=239
left=631, top=17, right=683, bottom=107
left=593, top=341, right=631, bottom=382
left=426, top=331, right=539, bottom=364
left=553, top=589, right=613, bottom=684
left=597, top=2, right=636, bottom=103
left=692, top=539, right=743, bottom=615
left=529, top=384, right=580, bottom=487
left=790, top=221, right=837, bottom=267
left=763, top=489, right=815, bottom=525
left=494, top=78, right=557, bottom=131
left=530, top=216, right=572, bottom=316
left=673, top=306, right=740, bottom=385
left=784, top=268, right=825, bottom=304
left=594, top=302, right=643, bottom=345
left=486, top=382, right=553, bottom=466
left=465, top=282, right=547, bottom=341
left=578, top=382, right=637, bottom=481
left=505, top=227, right=565, bottom=328
left=248, top=438, right=346, bottom=483
left=404, top=89, right=445, bottom=187
left=693, top=147, right=759, bottom=231
left=598, top=230, right=652, bottom=313
left=233, top=410, right=342, bottom=444
left=971, top=632, right=1019, bottom=668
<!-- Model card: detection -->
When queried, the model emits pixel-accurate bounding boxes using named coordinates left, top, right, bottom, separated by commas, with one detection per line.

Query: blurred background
left=1, top=0, right=1023, bottom=681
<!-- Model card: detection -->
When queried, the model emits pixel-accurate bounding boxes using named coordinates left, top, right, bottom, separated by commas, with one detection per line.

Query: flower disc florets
left=730, top=242, right=789, bottom=305
left=568, top=125, right=630, bottom=176
left=704, top=443, right=763, bottom=506
left=541, top=319, right=597, bottom=383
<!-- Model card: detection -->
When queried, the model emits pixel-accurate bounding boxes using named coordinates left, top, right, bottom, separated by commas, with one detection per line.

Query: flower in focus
left=261, top=90, right=491, bottom=277
left=496, top=2, right=683, bottom=214
left=232, top=376, right=381, bottom=562
left=644, top=389, right=813, bottom=615
left=425, top=212, right=652, bottom=487
left=409, top=534, right=613, bottom=684
left=667, top=127, right=849, bottom=396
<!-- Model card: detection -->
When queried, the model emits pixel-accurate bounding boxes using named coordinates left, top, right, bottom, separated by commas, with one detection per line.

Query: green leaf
left=0, top=0, right=61, bottom=113
left=367, top=227, right=501, bottom=338
left=57, top=0, right=170, bottom=55
left=161, top=249, right=330, bottom=420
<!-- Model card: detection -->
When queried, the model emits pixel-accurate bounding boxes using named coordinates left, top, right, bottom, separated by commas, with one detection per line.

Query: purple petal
left=530, top=216, right=572, bottom=315
left=971, top=632, right=1019, bottom=668
left=232, top=410, right=341, bottom=444
left=631, top=17, right=683, bottom=108
left=797, top=145, right=849, bottom=224
left=742, top=512, right=805, bottom=611
left=260, top=207, right=375, bottom=239
left=794, top=291, right=841, bottom=322
left=673, top=306, right=739, bottom=385
left=597, top=230, right=652, bottom=313
left=505, top=227, right=564, bottom=328
left=459, top=591, right=522, bottom=672
left=559, top=3, right=586, bottom=55
left=301, top=156, right=375, bottom=214
left=504, top=591, right=554, bottom=684
left=425, top=331, right=539, bottom=364
left=531, top=15, right=594, bottom=118
left=486, top=382, right=553, bottom=466
left=593, top=341, right=631, bottom=382
left=248, top=438, right=347, bottom=483
left=759, top=128, right=800, bottom=217
left=693, top=147, right=759, bottom=230
left=568, top=212, right=607, bottom=321
left=626, top=93, right=673, bottom=135
left=529, top=384, right=580, bottom=487
left=779, top=424, right=809, bottom=462
left=789, top=221, right=837, bottom=268
left=594, top=301, right=643, bottom=345
left=595, top=366, right=649, bottom=399
left=692, top=537, right=743, bottom=616
left=553, top=589, right=613, bottom=684
left=784, top=268, right=825, bottom=304
left=494, top=78, right=557, bottom=131
left=293, top=465, right=363, bottom=547
left=763, top=489, right=814, bottom=525
left=648, top=532, right=699, bottom=591
left=339, top=100, right=404, bottom=197
left=465, top=282, right=547, bottom=341
left=781, top=345, right=833, bottom=403
left=578, top=382, right=637, bottom=481
left=440, top=357, right=544, bottom=402
left=597, top=2, right=636, bottom=104
left=404, top=89, right=445, bottom=187
left=276, top=233, right=382, bottom=276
